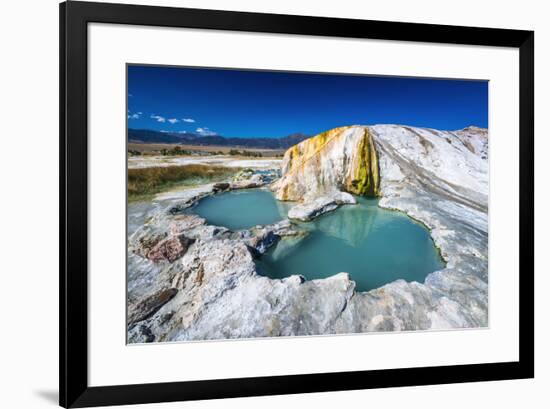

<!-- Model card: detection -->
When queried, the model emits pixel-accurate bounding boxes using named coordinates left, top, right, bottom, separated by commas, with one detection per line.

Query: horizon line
left=128, top=124, right=488, bottom=139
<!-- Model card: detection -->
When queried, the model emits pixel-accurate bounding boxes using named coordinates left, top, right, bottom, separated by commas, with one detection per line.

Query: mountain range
left=128, top=128, right=310, bottom=150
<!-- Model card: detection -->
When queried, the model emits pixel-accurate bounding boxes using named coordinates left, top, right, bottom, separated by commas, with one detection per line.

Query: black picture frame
left=60, top=1, right=534, bottom=407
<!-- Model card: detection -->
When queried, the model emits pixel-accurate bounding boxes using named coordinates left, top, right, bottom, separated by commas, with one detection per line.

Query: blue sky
left=127, top=65, right=488, bottom=138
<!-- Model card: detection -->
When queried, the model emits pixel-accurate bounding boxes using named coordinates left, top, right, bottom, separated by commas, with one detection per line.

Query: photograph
left=126, top=65, right=489, bottom=343
left=0, top=0, right=540, bottom=407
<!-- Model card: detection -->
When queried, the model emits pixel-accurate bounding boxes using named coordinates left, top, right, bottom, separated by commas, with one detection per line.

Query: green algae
left=347, top=128, right=380, bottom=197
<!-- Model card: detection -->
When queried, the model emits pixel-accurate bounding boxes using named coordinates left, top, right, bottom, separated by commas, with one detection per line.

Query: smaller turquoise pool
left=190, top=189, right=290, bottom=230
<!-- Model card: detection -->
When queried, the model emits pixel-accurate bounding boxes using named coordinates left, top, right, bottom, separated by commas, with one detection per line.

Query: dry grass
left=128, top=142, right=284, bottom=157
left=128, top=164, right=241, bottom=201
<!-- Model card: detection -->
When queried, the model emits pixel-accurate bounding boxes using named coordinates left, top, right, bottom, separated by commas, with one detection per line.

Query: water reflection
left=258, top=197, right=444, bottom=292
left=309, top=198, right=385, bottom=247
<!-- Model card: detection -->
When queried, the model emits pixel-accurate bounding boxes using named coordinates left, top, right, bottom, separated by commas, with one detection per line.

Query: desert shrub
left=228, top=149, right=264, bottom=157
left=160, top=146, right=192, bottom=156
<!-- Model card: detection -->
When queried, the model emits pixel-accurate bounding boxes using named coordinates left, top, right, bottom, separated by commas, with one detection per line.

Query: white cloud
left=196, top=127, right=217, bottom=136
left=168, top=118, right=179, bottom=124
left=150, top=114, right=166, bottom=123
left=182, top=118, right=195, bottom=123
left=127, top=111, right=141, bottom=120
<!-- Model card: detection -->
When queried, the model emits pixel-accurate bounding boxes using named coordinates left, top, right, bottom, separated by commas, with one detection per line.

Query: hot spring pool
left=189, top=189, right=291, bottom=230
left=190, top=189, right=445, bottom=292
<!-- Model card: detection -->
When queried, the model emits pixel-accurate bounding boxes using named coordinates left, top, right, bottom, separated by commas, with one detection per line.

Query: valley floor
left=128, top=154, right=282, bottom=170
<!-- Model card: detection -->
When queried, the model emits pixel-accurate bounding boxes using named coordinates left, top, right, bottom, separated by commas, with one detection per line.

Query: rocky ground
left=127, top=125, right=488, bottom=343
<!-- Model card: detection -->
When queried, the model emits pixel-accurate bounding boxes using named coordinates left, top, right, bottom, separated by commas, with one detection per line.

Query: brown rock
left=213, top=182, right=230, bottom=192
left=131, top=231, right=167, bottom=259
left=128, top=288, right=178, bottom=326
left=148, top=235, right=194, bottom=263
left=169, top=214, right=205, bottom=236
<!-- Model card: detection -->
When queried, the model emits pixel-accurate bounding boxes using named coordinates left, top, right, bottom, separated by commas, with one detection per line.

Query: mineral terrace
left=127, top=124, right=488, bottom=343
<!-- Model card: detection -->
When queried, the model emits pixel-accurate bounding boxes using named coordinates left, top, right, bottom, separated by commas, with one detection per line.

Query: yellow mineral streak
left=276, top=126, right=380, bottom=200
left=284, top=127, right=347, bottom=176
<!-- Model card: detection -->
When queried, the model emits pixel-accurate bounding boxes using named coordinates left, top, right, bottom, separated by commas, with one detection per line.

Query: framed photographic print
left=60, top=1, right=534, bottom=407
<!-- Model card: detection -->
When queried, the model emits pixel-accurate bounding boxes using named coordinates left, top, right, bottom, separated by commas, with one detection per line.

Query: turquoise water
left=191, top=189, right=291, bottom=230
left=191, top=190, right=444, bottom=292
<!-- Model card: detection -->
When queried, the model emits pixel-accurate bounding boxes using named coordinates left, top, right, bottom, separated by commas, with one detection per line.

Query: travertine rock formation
left=127, top=125, right=489, bottom=342
left=273, top=127, right=380, bottom=202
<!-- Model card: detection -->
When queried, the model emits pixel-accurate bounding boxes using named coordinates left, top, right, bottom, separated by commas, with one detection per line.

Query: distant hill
left=128, top=129, right=309, bottom=149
